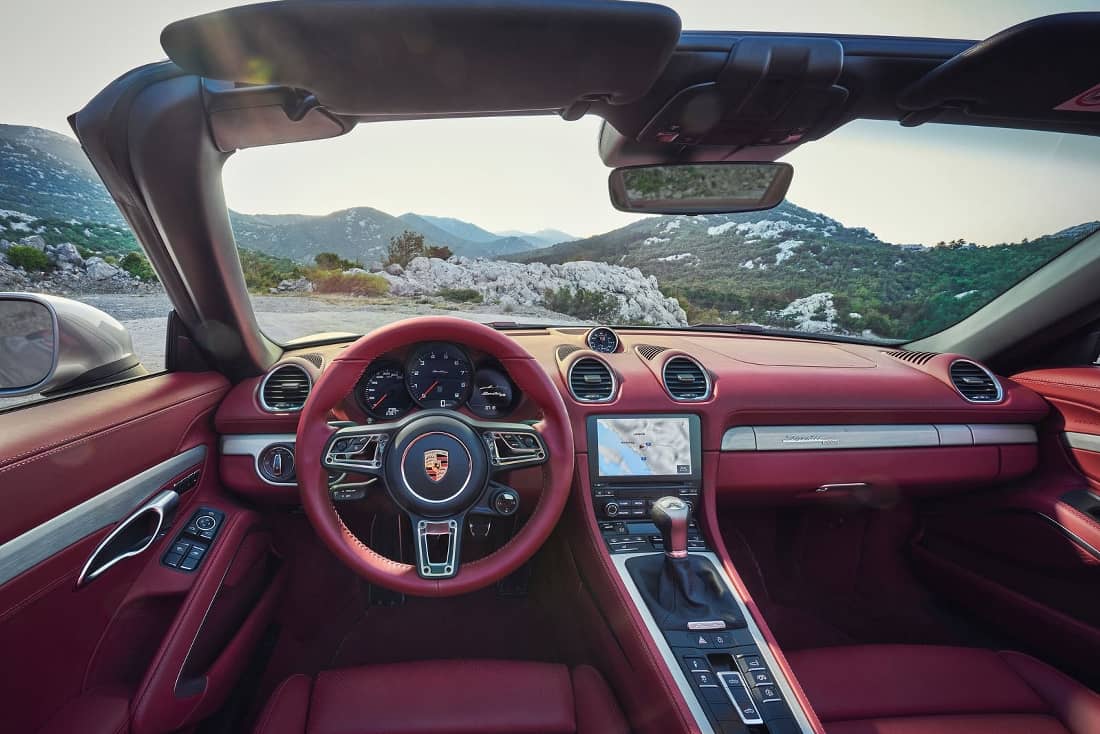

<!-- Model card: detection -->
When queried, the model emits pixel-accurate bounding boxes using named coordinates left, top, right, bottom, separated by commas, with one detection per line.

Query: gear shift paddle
left=650, top=496, right=689, bottom=558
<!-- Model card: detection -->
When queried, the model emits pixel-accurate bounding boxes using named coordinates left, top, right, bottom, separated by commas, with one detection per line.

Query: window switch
left=163, top=552, right=183, bottom=568
left=186, top=543, right=207, bottom=559
left=180, top=555, right=200, bottom=571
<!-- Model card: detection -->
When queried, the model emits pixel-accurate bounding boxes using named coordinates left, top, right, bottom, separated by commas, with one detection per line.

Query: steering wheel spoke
left=476, top=421, right=549, bottom=473
left=409, top=512, right=462, bottom=579
left=321, top=424, right=395, bottom=476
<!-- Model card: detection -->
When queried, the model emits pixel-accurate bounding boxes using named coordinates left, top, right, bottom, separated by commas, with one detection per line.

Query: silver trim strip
left=0, top=446, right=205, bottom=586
left=1066, top=431, right=1100, bottom=453
left=611, top=552, right=813, bottom=734
left=77, top=489, right=178, bottom=586
left=721, top=424, right=1036, bottom=451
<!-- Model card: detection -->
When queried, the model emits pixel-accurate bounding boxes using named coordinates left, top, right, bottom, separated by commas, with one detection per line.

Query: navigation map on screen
left=596, top=417, right=692, bottom=477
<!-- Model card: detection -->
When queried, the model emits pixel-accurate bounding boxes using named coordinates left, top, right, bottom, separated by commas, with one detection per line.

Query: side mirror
left=608, top=162, right=793, bottom=214
left=0, top=293, right=145, bottom=398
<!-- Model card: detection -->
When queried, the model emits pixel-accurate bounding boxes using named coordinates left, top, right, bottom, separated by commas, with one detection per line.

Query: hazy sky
left=3, top=1, right=1099, bottom=243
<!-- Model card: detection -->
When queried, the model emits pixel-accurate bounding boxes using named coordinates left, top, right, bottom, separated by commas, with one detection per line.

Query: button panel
left=162, top=507, right=225, bottom=573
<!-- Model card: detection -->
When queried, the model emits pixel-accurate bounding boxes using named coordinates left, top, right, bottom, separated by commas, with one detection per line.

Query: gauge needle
left=419, top=381, right=439, bottom=400
left=371, top=393, right=388, bottom=410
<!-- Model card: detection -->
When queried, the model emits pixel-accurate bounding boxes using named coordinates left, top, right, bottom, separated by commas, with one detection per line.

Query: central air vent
left=635, top=344, right=669, bottom=361
left=568, top=357, right=615, bottom=403
left=949, top=359, right=1003, bottom=403
left=885, top=349, right=939, bottom=366
left=556, top=344, right=582, bottom=361
left=663, top=356, right=710, bottom=401
left=260, top=364, right=312, bottom=412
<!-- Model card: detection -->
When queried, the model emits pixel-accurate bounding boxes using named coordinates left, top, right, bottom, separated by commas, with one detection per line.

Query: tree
left=314, top=251, right=356, bottom=270
left=386, top=230, right=427, bottom=268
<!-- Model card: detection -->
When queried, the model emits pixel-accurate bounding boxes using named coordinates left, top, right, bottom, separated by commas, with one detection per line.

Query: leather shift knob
left=650, top=496, right=689, bottom=558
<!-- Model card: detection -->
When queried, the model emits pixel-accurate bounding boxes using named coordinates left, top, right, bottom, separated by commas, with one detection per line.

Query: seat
left=787, top=644, right=1100, bottom=734
left=252, top=659, right=630, bottom=734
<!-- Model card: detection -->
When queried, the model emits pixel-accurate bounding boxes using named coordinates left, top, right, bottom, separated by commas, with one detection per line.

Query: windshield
left=224, top=117, right=1100, bottom=344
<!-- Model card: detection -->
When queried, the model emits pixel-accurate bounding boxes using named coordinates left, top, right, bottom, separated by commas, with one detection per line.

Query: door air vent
left=663, top=356, right=711, bottom=401
left=556, top=344, right=582, bottom=361
left=635, top=344, right=669, bottom=361
left=568, top=357, right=616, bottom=403
left=949, top=359, right=1003, bottom=403
left=885, top=349, right=939, bottom=366
left=260, top=364, right=312, bottom=412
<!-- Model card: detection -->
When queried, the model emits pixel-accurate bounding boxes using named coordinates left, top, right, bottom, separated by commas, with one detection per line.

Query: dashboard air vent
left=885, top=349, right=939, bottom=366
left=298, top=352, right=324, bottom=368
left=663, top=356, right=710, bottom=401
left=568, top=357, right=615, bottom=403
left=949, top=359, right=1003, bottom=403
left=260, top=364, right=312, bottom=412
left=636, top=344, right=669, bottom=361
left=556, top=344, right=582, bottom=361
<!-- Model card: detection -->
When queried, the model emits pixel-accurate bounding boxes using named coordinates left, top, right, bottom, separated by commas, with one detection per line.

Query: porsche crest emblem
left=423, top=449, right=449, bottom=482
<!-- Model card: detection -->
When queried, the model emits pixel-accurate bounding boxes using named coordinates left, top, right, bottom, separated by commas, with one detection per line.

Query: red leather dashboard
left=215, top=327, right=1049, bottom=502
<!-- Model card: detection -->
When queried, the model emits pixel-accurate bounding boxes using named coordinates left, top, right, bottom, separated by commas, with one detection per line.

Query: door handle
left=77, top=490, right=179, bottom=586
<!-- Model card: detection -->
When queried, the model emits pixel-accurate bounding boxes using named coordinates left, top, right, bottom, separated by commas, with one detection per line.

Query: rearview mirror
left=0, top=293, right=144, bottom=397
left=608, top=162, right=793, bottom=214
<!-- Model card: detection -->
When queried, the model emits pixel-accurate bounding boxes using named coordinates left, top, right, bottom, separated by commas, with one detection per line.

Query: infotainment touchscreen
left=594, top=416, right=693, bottom=478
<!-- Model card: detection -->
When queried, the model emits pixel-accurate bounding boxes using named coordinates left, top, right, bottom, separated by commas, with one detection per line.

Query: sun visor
left=898, top=13, right=1100, bottom=122
left=161, top=0, right=682, bottom=116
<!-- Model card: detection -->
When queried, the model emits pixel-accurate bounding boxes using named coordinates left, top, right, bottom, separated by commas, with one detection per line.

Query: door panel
left=0, top=372, right=230, bottom=733
left=912, top=366, right=1100, bottom=680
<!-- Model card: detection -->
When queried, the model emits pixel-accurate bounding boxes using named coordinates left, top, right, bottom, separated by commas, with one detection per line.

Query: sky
left=2, top=0, right=1099, bottom=243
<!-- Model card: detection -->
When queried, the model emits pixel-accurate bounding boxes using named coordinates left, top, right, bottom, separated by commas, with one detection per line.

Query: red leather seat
left=252, top=660, right=629, bottom=734
left=788, top=645, right=1100, bottom=734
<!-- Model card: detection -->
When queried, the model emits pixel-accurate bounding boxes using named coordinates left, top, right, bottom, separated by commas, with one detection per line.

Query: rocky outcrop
left=0, top=239, right=157, bottom=295
left=383, top=256, right=688, bottom=326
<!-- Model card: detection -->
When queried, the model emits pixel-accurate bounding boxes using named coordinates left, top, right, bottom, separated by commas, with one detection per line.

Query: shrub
left=386, top=230, right=427, bottom=268
left=119, top=251, right=158, bottom=282
left=542, top=287, right=620, bottom=322
left=311, top=270, right=389, bottom=296
left=314, top=251, right=357, bottom=270
left=6, top=245, right=51, bottom=271
left=425, top=245, right=454, bottom=260
left=437, top=287, right=483, bottom=304
left=238, top=248, right=302, bottom=291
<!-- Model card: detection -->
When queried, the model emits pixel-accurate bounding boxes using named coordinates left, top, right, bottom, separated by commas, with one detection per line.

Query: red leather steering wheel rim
left=295, top=316, right=574, bottom=596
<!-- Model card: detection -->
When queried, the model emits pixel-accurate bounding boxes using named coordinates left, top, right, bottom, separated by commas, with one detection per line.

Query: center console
left=587, top=415, right=812, bottom=734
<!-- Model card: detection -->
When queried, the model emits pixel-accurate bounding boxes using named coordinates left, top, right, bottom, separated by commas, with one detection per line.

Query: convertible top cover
left=160, top=0, right=682, bottom=116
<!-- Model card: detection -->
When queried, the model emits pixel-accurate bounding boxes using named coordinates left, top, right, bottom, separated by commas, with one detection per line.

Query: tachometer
left=406, top=342, right=473, bottom=409
left=467, top=367, right=519, bottom=418
left=357, top=361, right=414, bottom=420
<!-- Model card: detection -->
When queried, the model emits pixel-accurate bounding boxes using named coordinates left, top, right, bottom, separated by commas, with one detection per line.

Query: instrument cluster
left=354, top=341, right=521, bottom=421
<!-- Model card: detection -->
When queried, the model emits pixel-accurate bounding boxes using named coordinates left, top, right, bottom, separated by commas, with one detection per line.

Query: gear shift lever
left=650, top=496, right=689, bottom=558
left=625, top=496, right=745, bottom=631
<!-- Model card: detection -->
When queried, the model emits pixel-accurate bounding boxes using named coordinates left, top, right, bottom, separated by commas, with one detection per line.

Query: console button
left=708, top=701, right=738, bottom=721
left=753, top=684, right=783, bottom=703
left=737, top=653, right=766, bottom=671
left=667, top=631, right=714, bottom=649
left=691, top=671, right=719, bottom=688
left=746, top=669, right=775, bottom=687
left=761, top=700, right=793, bottom=721
left=683, top=657, right=709, bottom=672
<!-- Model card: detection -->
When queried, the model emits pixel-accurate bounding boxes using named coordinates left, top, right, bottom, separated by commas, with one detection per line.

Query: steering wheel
left=295, top=316, right=574, bottom=596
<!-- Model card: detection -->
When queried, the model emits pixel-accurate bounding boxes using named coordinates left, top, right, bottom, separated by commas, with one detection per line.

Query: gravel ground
left=2, top=293, right=584, bottom=411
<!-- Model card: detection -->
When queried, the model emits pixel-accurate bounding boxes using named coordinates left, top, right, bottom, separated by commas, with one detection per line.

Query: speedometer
left=405, top=342, right=473, bottom=409
left=357, top=361, right=414, bottom=420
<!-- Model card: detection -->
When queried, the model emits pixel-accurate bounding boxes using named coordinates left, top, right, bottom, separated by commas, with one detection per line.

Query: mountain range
left=2, top=123, right=1098, bottom=340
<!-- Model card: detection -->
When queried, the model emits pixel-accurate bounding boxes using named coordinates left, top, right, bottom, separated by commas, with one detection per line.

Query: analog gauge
left=467, top=367, right=518, bottom=418
left=586, top=327, right=619, bottom=353
left=357, top=361, right=414, bottom=420
left=406, top=342, right=473, bottom=409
